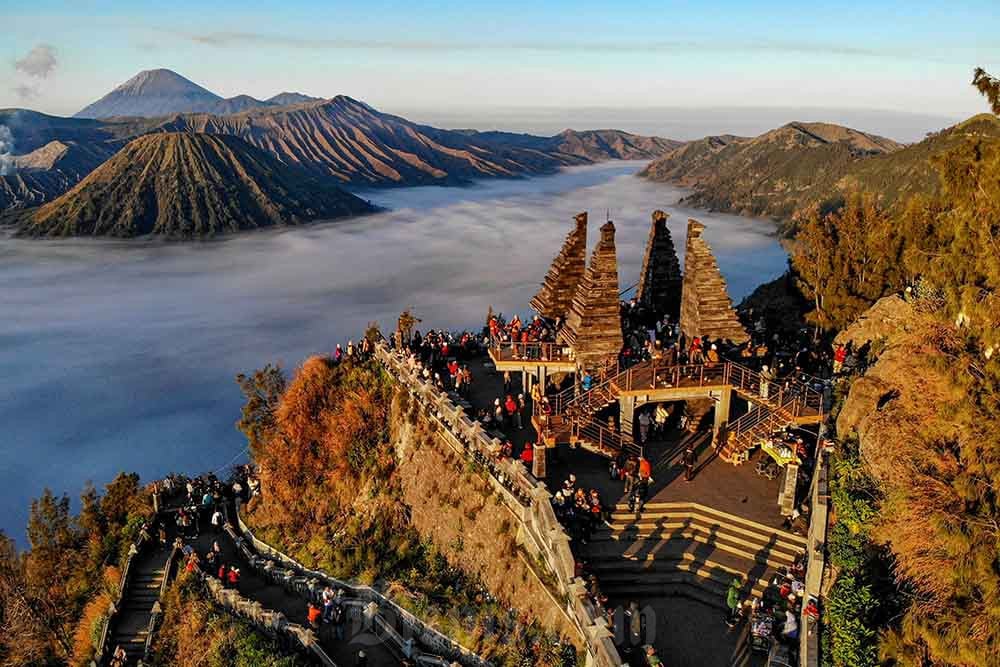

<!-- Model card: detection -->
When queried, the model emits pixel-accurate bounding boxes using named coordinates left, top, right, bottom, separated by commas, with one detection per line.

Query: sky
left=1, top=1, right=998, bottom=137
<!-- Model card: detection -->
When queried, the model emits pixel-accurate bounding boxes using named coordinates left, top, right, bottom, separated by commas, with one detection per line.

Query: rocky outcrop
left=679, top=220, right=749, bottom=344
left=636, top=210, right=682, bottom=319
left=835, top=296, right=964, bottom=486
left=530, top=212, right=588, bottom=321
left=560, top=221, right=624, bottom=369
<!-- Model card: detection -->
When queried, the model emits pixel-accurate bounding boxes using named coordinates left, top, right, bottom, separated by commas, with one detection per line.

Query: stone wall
left=393, top=399, right=581, bottom=642
left=377, top=344, right=621, bottom=667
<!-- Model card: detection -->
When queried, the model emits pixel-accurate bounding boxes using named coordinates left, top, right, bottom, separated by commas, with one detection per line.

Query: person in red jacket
left=504, top=394, right=518, bottom=430
left=227, top=567, right=240, bottom=589
left=520, top=443, right=534, bottom=467
left=833, top=343, right=847, bottom=375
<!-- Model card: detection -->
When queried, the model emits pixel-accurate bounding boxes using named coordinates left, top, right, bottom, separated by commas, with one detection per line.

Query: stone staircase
left=582, top=502, right=807, bottom=610
left=107, top=553, right=169, bottom=665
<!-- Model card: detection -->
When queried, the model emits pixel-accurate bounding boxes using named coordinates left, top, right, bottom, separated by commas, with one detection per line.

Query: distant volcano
left=10, top=132, right=373, bottom=238
left=74, top=69, right=320, bottom=119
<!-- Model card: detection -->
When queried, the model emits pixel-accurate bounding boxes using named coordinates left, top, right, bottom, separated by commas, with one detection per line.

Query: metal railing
left=489, top=340, right=569, bottom=363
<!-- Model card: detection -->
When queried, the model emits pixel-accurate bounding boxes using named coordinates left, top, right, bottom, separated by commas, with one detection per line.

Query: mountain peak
left=75, top=69, right=222, bottom=119
left=113, top=69, right=219, bottom=98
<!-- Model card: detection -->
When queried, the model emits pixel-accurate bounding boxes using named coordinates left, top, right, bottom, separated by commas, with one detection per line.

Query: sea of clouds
left=0, top=162, right=786, bottom=541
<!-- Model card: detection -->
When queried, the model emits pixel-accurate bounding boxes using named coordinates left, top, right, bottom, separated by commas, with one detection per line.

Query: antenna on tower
left=606, top=208, right=611, bottom=223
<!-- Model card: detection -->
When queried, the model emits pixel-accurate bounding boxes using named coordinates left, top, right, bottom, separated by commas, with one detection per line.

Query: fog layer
left=0, top=162, right=786, bottom=541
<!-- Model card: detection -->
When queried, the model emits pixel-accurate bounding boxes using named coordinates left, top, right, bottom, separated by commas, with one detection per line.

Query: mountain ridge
left=639, top=120, right=912, bottom=223
left=8, top=132, right=373, bottom=238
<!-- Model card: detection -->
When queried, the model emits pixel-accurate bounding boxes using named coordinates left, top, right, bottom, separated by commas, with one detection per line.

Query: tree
left=235, top=364, right=286, bottom=459
left=791, top=193, right=904, bottom=330
left=973, top=67, right=1000, bottom=115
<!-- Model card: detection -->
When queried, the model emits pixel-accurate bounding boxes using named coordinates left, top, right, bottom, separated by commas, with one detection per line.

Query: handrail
left=142, top=543, right=181, bottom=662
left=231, top=503, right=487, bottom=666
left=490, top=340, right=568, bottom=363
left=801, top=447, right=830, bottom=667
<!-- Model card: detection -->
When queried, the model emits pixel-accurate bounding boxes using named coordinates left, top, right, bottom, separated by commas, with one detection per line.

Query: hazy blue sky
left=2, top=0, right=997, bottom=128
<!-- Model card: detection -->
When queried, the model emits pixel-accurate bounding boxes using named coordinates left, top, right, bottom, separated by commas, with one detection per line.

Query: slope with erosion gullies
left=147, top=96, right=587, bottom=185
left=9, top=132, right=373, bottom=238
left=0, top=140, right=116, bottom=210
left=640, top=122, right=904, bottom=221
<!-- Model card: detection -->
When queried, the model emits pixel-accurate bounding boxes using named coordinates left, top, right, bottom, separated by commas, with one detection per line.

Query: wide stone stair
left=582, top=502, right=807, bottom=609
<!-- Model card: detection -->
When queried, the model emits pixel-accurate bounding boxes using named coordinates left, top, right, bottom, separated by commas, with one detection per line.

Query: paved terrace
left=464, top=355, right=788, bottom=530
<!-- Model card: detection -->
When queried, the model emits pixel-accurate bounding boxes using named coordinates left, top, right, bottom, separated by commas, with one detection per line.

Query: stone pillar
left=560, top=221, right=624, bottom=370
left=712, top=389, right=731, bottom=446
left=532, top=442, right=547, bottom=479
left=679, top=220, right=749, bottom=345
left=636, top=210, right=682, bottom=320
left=531, top=213, right=589, bottom=321
left=619, top=396, right=635, bottom=438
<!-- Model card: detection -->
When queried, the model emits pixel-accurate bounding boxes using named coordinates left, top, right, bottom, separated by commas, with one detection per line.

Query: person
left=520, top=442, right=534, bottom=468
left=515, top=393, right=526, bottom=430
left=227, top=566, right=240, bottom=589
left=110, top=645, right=127, bottom=667
left=218, top=562, right=228, bottom=583
left=623, top=456, right=638, bottom=495
left=308, top=602, right=322, bottom=630
left=833, top=343, right=847, bottom=375
left=726, top=577, right=742, bottom=626
left=356, top=650, right=368, bottom=667
left=504, top=394, right=518, bottom=430
left=493, top=398, right=504, bottom=429
left=760, top=364, right=774, bottom=400
left=211, top=508, right=224, bottom=533
left=645, top=645, right=663, bottom=666
left=582, top=371, right=594, bottom=392
left=706, top=343, right=720, bottom=367
left=530, top=379, right=543, bottom=404
left=682, top=444, right=697, bottom=482
left=782, top=609, right=799, bottom=639
left=330, top=599, right=346, bottom=639
left=638, top=411, right=651, bottom=444
left=503, top=370, right=512, bottom=395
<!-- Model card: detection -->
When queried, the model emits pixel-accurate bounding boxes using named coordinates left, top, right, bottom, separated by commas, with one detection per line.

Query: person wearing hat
left=706, top=342, right=720, bottom=367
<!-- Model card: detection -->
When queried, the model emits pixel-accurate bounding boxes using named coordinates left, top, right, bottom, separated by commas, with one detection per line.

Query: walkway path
left=188, top=512, right=403, bottom=666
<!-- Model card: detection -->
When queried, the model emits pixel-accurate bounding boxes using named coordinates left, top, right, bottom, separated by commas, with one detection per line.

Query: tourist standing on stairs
left=760, top=365, right=774, bottom=400
left=726, top=577, right=743, bottom=627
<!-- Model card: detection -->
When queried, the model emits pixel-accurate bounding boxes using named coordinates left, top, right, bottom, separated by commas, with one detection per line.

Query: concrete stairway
left=583, top=502, right=807, bottom=609
left=108, top=552, right=169, bottom=664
